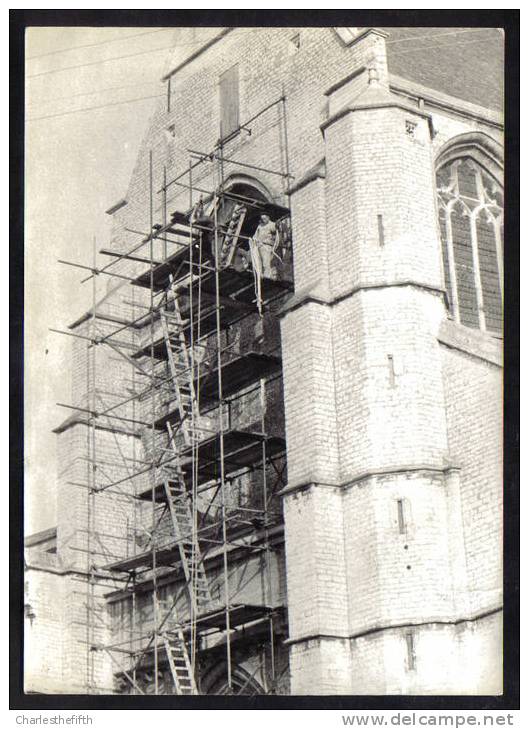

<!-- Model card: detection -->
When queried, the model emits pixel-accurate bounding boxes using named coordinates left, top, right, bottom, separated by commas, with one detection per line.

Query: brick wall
left=440, top=331, right=503, bottom=616
left=281, top=303, right=340, bottom=487
left=24, top=566, right=65, bottom=693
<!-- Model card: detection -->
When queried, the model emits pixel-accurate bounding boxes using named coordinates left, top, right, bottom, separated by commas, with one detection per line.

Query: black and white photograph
left=11, top=11, right=519, bottom=714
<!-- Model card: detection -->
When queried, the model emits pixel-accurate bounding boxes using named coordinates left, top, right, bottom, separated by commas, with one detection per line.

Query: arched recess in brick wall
left=200, top=660, right=266, bottom=695
left=214, top=174, right=292, bottom=280
left=435, top=132, right=504, bottom=335
left=115, top=662, right=265, bottom=695
left=215, top=175, right=273, bottom=259
left=221, top=172, right=274, bottom=203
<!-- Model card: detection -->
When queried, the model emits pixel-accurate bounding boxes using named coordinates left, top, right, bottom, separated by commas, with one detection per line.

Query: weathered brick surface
left=440, top=330, right=503, bottom=616
left=324, top=109, right=443, bottom=299
left=289, top=636, right=353, bottom=695
left=24, top=559, right=115, bottom=693
left=283, top=487, right=348, bottom=639
left=290, top=611, right=502, bottom=695
left=24, top=567, right=65, bottom=693
left=332, top=289, right=449, bottom=479
left=281, top=303, right=340, bottom=487
left=289, top=177, right=330, bottom=297
left=344, top=471, right=468, bottom=632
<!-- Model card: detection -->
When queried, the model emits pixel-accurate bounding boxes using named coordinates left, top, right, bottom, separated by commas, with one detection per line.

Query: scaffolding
left=54, top=95, right=294, bottom=695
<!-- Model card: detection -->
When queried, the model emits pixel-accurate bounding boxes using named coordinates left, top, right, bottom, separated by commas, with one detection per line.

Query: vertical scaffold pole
left=87, top=234, right=97, bottom=692
left=189, top=159, right=193, bottom=211
left=269, top=616, right=276, bottom=692
left=261, top=376, right=275, bottom=690
left=163, top=166, right=168, bottom=260
left=188, top=154, right=198, bottom=671
left=131, top=282, right=138, bottom=694
left=149, top=150, right=159, bottom=695
left=85, top=279, right=91, bottom=693
left=281, top=91, right=292, bottom=206
left=214, top=187, right=232, bottom=692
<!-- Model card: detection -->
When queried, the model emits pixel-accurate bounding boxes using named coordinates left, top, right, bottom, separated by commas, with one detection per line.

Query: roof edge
left=389, top=73, right=503, bottom=127
left=162, top=28, right=234, bottom=82
left=24, top=526, right=57, bottom=548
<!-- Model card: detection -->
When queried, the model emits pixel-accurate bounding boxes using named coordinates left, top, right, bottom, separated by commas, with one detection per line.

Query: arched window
left=200, top=662, right=266, bottom=695
left=436, top=136, right=503, bottom=335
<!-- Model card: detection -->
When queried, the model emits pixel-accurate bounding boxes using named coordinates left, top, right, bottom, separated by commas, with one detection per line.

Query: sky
left=24, top=27, right=200, bottom=534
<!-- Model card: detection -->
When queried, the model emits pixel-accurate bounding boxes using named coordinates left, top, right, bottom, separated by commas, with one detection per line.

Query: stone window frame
left=435, top=132, right=504, bottom=335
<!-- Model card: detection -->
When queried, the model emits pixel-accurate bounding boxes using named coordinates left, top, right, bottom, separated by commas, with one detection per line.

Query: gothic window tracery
left=436, top=157, right=503, bottom=334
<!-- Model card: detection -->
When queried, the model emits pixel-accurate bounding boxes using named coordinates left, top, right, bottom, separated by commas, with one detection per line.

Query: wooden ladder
left=220, top=203, right=247, bottom=268
left=163, top=471, right=212, bottom=613
left=162, top=628, right=198, bottom=695
left=160, top=300, right=196, bottom=448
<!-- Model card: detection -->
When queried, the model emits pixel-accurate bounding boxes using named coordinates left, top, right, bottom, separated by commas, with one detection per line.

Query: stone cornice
left=321, top=95, right=434, bottom=136
left=284, top=606, right=503, bottom=647
left=438, top=319, right=503, bottom=367
left=287, top=159, right=326, bottom=195
left=53, top=411, right=139, bottom=438
left=278, top=279, right=447, bottom=320
left=105, top=198, right=127, bottom=216
left=278, top=463, right=460, bottom=498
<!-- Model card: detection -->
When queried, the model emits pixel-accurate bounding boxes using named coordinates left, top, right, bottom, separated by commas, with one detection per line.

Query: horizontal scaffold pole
left=79, top=222, right=177, bottom=284
left=58, top=258, right=136, bottom=283
left=50, top=327, right=96, bottom=343
left=56, top=401, right=151, bottom=428
left=189, top=149, right=293, bottom=179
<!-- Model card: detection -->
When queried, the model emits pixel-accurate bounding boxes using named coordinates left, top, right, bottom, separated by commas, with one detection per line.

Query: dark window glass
left=451, top=201, right=479, bottom=329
